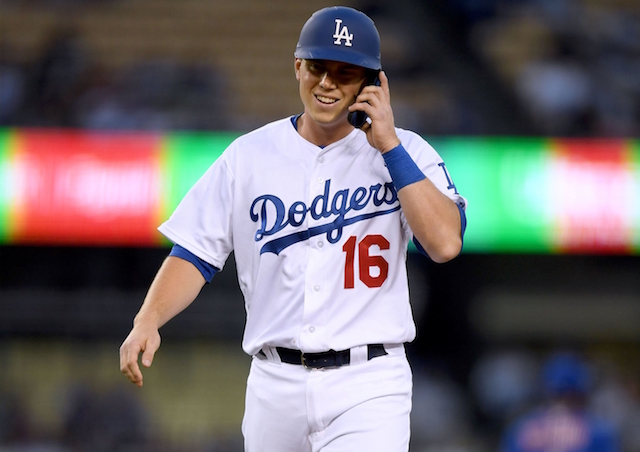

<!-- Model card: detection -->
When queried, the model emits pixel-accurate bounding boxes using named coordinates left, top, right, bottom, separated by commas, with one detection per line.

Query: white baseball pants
left=242, top=344, right=412, bottom=452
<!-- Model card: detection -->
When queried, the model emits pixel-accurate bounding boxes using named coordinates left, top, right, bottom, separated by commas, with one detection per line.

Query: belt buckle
left=301, top=351, right=311, bottom=369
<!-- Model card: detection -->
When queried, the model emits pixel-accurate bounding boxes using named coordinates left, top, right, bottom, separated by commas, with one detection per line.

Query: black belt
left=259, top=344, right=387, bottom=369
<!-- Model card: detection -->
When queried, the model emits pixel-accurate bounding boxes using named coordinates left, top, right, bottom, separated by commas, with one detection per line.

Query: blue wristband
left=382, top=144, right=426, bottom=191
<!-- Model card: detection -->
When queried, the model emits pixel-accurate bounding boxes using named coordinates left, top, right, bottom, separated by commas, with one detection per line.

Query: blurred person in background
left=500, top=351, right=619, bottom=452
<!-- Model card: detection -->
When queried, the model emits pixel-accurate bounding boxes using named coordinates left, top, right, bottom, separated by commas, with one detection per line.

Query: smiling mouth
left=315, top=94, right=339, bottom=105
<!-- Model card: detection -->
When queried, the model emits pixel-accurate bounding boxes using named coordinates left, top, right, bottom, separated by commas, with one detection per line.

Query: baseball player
left=500, top=352, right=620, bottom=452
left=120, top=6, right=467, bottom=451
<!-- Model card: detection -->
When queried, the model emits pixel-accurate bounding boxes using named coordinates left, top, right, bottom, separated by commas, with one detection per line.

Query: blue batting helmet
left=294, top=6, right=382, bottom=71
left=543, top=352, right=591, bottom=396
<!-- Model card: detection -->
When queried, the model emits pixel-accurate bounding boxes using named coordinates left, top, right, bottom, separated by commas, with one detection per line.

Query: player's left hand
left=348, top=71, right=401, bottom=154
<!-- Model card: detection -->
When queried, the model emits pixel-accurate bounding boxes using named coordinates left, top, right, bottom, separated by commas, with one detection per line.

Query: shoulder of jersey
left=394, top=127, right=437, bottom=156
left=395, top=126, right=423, bottom=143
left=234, top=117, right=293, bottom=144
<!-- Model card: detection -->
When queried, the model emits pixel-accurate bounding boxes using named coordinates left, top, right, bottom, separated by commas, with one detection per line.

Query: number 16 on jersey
left=342, top=234, right=390, bottom=289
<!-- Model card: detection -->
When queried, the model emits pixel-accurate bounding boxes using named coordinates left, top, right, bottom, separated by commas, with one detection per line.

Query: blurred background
left=1, top=0, right=640, bottom=451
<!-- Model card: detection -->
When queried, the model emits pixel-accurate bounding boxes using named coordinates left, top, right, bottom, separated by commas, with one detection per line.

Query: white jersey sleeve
left=158, top=147, right=236, bottom=271
left=398, top=128, right=466, bottom=206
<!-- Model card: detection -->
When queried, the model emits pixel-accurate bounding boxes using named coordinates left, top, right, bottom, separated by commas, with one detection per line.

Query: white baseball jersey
left=158, top=117, right=465, bottom=356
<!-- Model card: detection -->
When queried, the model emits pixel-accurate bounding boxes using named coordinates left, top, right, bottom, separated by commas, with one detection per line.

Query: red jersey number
left=342, top=234, right=390, bottom=289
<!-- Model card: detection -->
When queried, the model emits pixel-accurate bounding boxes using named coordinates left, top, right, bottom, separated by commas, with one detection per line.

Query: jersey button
left=313, top=285, right=320, bottom=292
left=317, top=241, right=324, bottom=248
left=318, top=156, right=325, bottom=163
left=309, top=326, right=316, bottom=333
left=317, top=177, right=324, bottom=184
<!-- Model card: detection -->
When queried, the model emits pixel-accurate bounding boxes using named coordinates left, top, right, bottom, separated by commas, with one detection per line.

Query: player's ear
left=295, top=58, right=302, bottom=81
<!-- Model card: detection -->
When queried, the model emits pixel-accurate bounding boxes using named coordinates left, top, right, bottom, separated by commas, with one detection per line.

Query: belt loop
left=262, top=346, right=282, bottom=364
left=350, top=345, right=368, bottom=365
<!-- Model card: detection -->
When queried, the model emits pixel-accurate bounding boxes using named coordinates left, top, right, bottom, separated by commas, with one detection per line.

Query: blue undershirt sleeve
left=169, top=244, right=219, bottom=283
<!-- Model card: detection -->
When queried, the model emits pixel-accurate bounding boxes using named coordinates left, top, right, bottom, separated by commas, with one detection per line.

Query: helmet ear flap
left=294, top=6, right=382, bottom=71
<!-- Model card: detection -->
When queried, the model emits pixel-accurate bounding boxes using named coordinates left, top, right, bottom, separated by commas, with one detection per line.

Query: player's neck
left=297, top=113, right=355, bottom=148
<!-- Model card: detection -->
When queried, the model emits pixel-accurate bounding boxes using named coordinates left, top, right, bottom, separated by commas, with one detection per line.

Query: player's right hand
left=119, top=324, right=161, bottom=388
left=349, top=71, right=400, bottom=154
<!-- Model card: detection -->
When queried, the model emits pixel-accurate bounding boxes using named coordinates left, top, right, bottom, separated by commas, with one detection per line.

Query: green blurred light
left=0, top=129, right=12, bottom=242
left=161, top=131, right=240, bottom=216
left=437, top=137, right=554, bottom=253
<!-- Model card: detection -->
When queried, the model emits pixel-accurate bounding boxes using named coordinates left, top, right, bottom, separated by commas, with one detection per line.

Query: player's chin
left=311, top=113, right=346, bottom=127
left=308, top=110, right=347, bottom=127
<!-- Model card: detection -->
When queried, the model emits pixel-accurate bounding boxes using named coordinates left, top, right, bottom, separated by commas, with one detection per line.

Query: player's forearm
left=134, top=256, right=206, bottom=329
left=398, top=178, right=462, bottom=263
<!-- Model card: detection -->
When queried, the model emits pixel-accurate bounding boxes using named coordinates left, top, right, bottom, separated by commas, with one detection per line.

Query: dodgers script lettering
left=250, top=179, right=400, bottom=255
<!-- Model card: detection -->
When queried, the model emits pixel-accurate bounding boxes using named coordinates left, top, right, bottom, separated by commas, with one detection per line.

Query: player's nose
left=319, top=72, right=337, bottom=89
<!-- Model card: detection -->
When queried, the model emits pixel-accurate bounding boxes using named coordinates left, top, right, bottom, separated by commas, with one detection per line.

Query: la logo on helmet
left=333, top=19, right=353, bottom=46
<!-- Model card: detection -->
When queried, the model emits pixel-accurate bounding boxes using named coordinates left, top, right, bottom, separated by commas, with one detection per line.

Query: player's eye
left=336, top=70, right=365, bottom=85
left=342, top=70, right=359, bottom=78
left=306, top=61, right=324, bottom=74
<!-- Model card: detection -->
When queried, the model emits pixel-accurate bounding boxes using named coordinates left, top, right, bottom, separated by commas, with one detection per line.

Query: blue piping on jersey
left=291, top=113, right=303, bottom=130
left=458, top=202, right=467, bottom=243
